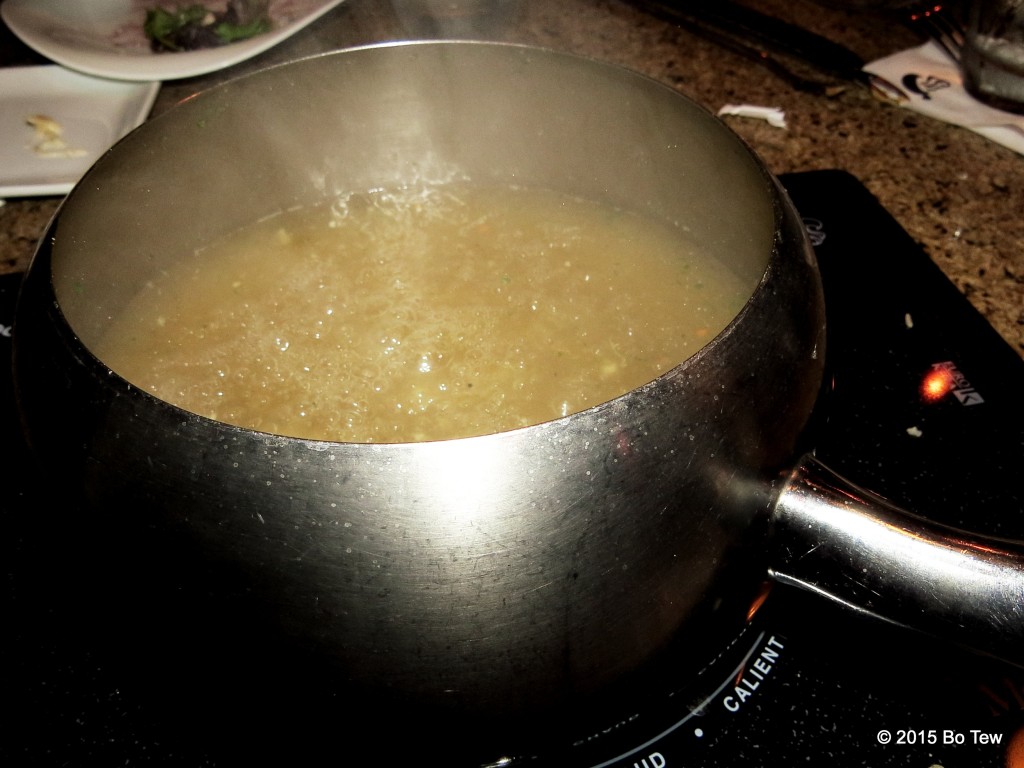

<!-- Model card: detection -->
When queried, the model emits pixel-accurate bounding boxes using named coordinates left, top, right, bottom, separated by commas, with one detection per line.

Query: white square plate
left=0, top=65, right=159, bottom=197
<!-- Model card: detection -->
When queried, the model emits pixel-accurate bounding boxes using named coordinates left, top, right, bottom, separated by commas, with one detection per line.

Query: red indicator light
left=921, top=368, right=954, bottom=402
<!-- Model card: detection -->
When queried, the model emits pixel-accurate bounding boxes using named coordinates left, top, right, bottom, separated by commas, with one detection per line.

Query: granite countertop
left=1, top=0, right=1021, bottom=356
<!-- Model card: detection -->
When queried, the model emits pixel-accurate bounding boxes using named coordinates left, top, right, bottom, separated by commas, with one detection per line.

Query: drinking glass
left=962, top=0, right=1024, bottom=113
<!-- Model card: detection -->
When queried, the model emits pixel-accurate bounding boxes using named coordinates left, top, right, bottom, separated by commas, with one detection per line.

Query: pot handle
left=770, top=454, right=1024, bottom=666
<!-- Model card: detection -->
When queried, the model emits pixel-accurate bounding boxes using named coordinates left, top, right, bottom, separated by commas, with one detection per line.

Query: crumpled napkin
left=864, top=40, right=1024, bottom=155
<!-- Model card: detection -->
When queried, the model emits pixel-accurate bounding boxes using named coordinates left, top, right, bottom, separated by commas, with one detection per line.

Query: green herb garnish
left=144, top=2, right=271, bottom=53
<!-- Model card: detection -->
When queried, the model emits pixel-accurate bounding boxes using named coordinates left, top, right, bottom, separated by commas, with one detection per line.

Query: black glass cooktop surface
left=2, top=170, right=1022, bottom=767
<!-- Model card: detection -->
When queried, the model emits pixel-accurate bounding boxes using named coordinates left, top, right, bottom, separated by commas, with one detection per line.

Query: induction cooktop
left=2, top=170, right=1022, bottom=767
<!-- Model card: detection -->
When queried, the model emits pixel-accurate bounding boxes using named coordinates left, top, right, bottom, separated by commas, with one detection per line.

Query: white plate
left=0, top=65, right=159, bottom=197
left=1, top=0, right=346, bottom=82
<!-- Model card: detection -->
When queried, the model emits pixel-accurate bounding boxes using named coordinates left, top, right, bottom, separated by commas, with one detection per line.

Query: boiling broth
left=96, top=185, right=751, bottom=442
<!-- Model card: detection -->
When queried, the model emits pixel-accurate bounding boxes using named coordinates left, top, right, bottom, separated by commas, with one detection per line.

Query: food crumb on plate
left=25, top=114, right=87, bottom=159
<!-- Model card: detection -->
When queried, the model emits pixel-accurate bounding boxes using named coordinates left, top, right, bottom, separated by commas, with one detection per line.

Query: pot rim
left=26, top=39, right=805, bottom=448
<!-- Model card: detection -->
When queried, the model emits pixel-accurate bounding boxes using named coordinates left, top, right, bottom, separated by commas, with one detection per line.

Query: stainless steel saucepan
left=12, top=41, right=1024, bottom=762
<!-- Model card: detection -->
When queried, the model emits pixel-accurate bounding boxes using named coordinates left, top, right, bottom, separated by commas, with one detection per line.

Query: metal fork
left=902, top=2, right=967, bottom=62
